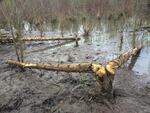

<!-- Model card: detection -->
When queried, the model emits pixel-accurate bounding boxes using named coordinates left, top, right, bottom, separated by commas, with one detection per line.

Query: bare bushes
left=82, top=18, right=93, bottom=36
left=0, top=0, right=25, bottom=62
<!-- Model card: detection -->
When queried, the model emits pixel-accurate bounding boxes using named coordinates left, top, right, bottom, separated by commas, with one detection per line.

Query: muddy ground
left=0, top=43, right=150, bottom=113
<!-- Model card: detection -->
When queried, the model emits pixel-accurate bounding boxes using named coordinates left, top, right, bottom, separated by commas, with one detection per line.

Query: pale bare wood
left=90, top=47, right=142, bottom=93
left=6, top=60, right=92, bottom=72
left=0, top=37, right=80, bottom=44
left=105, top=47, right=142, bottom=75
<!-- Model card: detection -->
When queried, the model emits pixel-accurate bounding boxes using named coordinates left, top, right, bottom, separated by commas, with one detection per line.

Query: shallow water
left=24, top=19, right=150, bottom=76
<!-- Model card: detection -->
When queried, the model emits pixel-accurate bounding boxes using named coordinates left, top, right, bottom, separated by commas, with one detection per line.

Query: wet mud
left=0, top=39, right=150, bottom=113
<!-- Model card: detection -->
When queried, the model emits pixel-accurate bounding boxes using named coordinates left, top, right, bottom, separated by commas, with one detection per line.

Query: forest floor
left=0, top=43, right=150, bottom=113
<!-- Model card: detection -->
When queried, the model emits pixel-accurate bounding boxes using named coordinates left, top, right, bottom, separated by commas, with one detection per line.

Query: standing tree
left=0, top=0, right=25, bottom=62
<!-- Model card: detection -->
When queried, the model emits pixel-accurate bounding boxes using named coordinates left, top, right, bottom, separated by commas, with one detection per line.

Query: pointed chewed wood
left=105, top=47, right=142, bottom=75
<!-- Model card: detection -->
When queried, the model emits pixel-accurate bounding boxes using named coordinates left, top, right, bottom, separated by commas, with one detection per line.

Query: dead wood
left=0, top=37, right=80, bottom=44
left=94, top=47, right=142, bottom=93
left=6, top=60, right=92, bottom=72
left=6, top=47, right=142, bottom=94
left=105, top=47, right=142, bottom=75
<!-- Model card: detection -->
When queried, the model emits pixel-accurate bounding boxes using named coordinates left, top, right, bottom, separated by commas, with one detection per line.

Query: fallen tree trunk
left=105, top=47, right=142, bottom=75
left=6, top=61, right=92, bottom=72
left=0, top=37, right=80, bottom=44
left=6, top=47, right=142, bottom=94
left=91, top=47, right=142, bottom=93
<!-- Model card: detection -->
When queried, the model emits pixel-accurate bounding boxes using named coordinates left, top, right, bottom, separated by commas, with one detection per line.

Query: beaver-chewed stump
left=6, top=47, right=142, bottom=95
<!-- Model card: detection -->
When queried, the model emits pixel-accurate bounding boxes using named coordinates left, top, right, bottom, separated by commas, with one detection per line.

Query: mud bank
left=0, top=42, right=150, bottom=113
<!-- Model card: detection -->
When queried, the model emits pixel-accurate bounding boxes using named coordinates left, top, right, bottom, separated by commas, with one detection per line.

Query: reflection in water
left=132, top=47, right=150, bottom=75
left=132, top=31, right=136, bottom=48
left=119, top=32, right=123, bottom=52
left=148, top=62, right=150, bottom=75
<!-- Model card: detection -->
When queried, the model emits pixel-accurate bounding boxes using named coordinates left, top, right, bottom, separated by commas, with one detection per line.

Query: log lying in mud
left=0, top=37, right=80, bottom=44
left=105, top=47, right=142, bottom=75
left=6, top=47, right=142, bottom=94
left=93, top=47, right=142, bottom=93
left=6, top=61, right=92, bottom=72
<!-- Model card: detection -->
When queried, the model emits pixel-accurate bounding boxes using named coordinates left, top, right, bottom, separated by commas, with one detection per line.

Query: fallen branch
left=6, top=47, right=142, bottom=94
left=6, top=61, right=92, bottom=72
left=105, top=47, right=142, bottom=75
left=0, top=37, right=80, bottom=44
left=25, top=40, right=76, bottom=54
left=129, top=26, right=150, bottom=33
left=94, top=47, right=142, bottom=93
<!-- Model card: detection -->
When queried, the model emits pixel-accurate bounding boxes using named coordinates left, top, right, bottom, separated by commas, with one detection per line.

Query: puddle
left=132, top=47, right=150, bottom=75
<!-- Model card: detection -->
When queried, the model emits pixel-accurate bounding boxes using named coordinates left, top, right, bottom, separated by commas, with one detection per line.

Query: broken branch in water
left=6, top=47, right=142, bottom=94
left=25, top=40, right=77, bottom=54
left=105, top=47, right=142, bottom=75
left=0, top=37, right=80, bottom=43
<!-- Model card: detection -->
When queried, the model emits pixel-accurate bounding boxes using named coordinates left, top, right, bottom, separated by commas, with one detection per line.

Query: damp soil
left=0, top=38, right=150, bottom=113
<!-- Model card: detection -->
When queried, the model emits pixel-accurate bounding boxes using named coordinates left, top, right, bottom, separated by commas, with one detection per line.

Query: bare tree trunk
left=6, top=61, right=92, bottom=72
left=16, top=31, right=24, bottom=63
left=10, top=24, right=21, bottom=62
